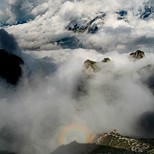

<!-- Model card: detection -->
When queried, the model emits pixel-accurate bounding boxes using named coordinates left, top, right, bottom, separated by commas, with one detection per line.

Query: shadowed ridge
left=0, top=152, right=16, bottom=154
left=0, top=48, right=24, bottom=85
left=50, top=141, right=139, bottom=154
left=50, top=141, right=94, bottom=154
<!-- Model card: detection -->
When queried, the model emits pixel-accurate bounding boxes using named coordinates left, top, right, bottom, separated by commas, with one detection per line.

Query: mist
left=0, top=0, right=154, bottom=154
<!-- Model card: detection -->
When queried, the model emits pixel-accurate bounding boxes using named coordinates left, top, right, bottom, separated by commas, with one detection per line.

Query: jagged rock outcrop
left=116, top=10, right=127, bottom=20
left=83, top=58, right=111, bottom=74
left=56, top=36, right=83, bottom=49
left=0, top=49, right=24, bottom=85
left=66, top=13, right=105, bottom=34
left=140, top=6, right=154, bottom=19
left=83, top=59, right=100, bottom=73
left=102, top=57, right=111, bottom=63
left=66, top=20, right=88, bottom=33
left=88, top=24, right=98, bottom=34
left=130, top=50, right=145, bottom=59
left=95, top=129, right=154, bottom=153
left=50, top=130, right=154, bottom=154
left=83, top=50, right=146, bottom=75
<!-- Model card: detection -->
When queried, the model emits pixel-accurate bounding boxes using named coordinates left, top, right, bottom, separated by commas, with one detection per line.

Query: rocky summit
left=2, top=129, right=154, bottom=154
left=50, top=130, right=154, bottom=154
left=95, top=129, right=154, bottom=153
left=130, top=50, right=145, bottom=59
left=83, top=59, right=100, bottom=73
left=83, top=50, right=146, bottom=75
left=83, top=57, right=111, bottom=74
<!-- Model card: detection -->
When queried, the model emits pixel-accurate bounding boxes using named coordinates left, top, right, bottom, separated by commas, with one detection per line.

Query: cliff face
left=0, top=49, right=24, bottom=85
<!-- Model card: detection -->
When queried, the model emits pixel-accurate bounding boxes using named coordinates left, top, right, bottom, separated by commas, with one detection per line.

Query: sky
left=0, top=0, right=154, bottom=154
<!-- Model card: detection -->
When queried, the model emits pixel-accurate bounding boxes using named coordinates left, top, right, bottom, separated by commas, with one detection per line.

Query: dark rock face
left=50, top=141, right=137, bottom=154
left=130, top=50, right=145, bottom=59
left=88, top=24, right=98, bottom=34
left=56, top=37, right=83, bottom=49
left=66, top=13, right=105, bottom=34
left=0, top=29, right=20, bottom=55
left=73, top=75, right=88, bottom=99
left=117, top=10, right=127, bottom=16
left=116, top=10, right=127, bottom=20
left=50, top=141, right=93, bottom=154
left=66, top=20, right=88, bottom=33
left=0, top=49, right=24, bottom=85
left=139, top=111, right=154, bottom=138
left=140, top=6, right=153, bottom=19
left=102, top=57, right=110, bottom=63
left=0, top=151, right=15, bottom=154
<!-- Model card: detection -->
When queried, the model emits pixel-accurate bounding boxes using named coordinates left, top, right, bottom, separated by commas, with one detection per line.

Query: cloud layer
left=1, top=0, right=154, bottom=53
left=0, top=0, right=154, bottom=154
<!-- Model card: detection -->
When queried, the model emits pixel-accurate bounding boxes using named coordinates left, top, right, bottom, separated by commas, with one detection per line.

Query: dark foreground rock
left=0, top=152, right=15, bottom=154
left=50, top=141, right=138, bottom=154
left=0, top=49, right=24, bottom=85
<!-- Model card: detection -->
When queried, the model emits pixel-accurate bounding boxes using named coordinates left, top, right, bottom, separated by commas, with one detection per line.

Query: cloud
left=0, top=0, right=49, bottom=26
left=1, top=0, right=154, bottom=153
left=31, top=2, right=49, bottom=16
left=0, top=41, right=154, bottom=153
left=2, top=0, right=153, bottom=53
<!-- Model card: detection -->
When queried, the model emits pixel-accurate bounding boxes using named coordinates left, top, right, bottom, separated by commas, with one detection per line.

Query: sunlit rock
left=83, top=58, right=111, bottom=74
left=95, top=129, right=154, bottom=153
left=83, top=59, right=100, bottom=73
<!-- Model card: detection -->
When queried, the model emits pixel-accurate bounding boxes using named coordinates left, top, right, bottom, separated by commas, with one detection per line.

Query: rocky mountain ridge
left=50, top=130, right=154, bottom=154
left=95, top=129, right=154, bottom=153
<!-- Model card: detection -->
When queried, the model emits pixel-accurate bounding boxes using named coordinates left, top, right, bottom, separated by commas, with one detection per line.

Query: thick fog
left=0, top=0, right=154, bottom=154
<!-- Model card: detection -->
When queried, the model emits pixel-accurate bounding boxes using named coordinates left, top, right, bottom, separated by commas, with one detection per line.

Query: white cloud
left=2, top=0, right=153, bottom=53
left=1, top=0, right=154, bottom=153
left=0, top=47, right=154, bottom=153
left=31, top=2, right=49, bottom=16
